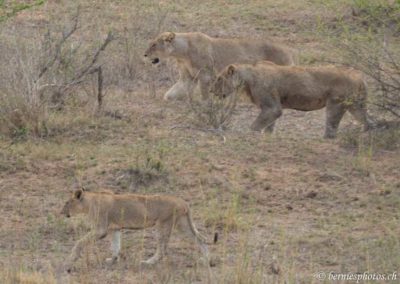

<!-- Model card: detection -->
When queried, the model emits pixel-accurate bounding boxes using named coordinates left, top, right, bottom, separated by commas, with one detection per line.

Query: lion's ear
left=164, top=32, right=175, bottom=42
left=227, top=65, right=236, bottom=76
left=74, top=189, right=83, bottom=200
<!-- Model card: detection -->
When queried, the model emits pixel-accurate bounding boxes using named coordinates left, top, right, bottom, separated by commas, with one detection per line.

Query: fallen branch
left=170, top=124, right=227, bottom=143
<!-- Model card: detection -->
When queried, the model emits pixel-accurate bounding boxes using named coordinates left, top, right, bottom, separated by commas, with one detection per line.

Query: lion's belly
left=281, top=94, right=327, bottom=111
left=109, top=217, right=157, bottom=230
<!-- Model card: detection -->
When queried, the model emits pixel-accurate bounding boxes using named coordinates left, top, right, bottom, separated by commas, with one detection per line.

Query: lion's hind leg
left=177, top=214, right=215, bottom=282
left=325, top=100, right=347, bottom=139
left=177, top=214, right=210, bottom=260
left=348, top=102, right=375, bottom=131
left=141, top=219, right=173, bottom=265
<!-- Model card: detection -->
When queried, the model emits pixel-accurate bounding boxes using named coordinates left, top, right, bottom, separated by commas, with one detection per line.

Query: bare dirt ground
left=0, top=1, right=399, bottom=283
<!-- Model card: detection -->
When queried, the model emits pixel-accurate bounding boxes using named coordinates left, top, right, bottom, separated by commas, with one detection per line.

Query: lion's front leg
left=197, top=71, right=215, bottom=100
left=164, top=81, right=189, bottom=100
left=265, top=120, right=276, bottom=132
left=66, top=229, right=108, bottom=273
left=251, top=89, right=282, bottom=132
left=251, top=107, right=282, bottom=132
left=164, top=67, right=194, bottom=100
left=106, top=230, right=121, bottom=265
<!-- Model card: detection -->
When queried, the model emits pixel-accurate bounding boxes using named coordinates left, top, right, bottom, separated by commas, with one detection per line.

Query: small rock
left=264, top=183, right=272, bottom=191
left=305, top=191, right=318, bottom=199
left=351, top=7, right=361, bottom=17
left=270, top=262, right=281, bottom=275
left=379, top=189, right=391, bottom=196
left=209, top=256, right=221, bottom=267
left=240, top=192, right=250, bottom=200
left=317, top=172, right=343, bottom=182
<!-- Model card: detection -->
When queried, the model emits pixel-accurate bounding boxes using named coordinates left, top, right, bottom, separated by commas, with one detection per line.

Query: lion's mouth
left=211, top=92, right=227, bottom=99
left=152, top=58, right=160, bottom=64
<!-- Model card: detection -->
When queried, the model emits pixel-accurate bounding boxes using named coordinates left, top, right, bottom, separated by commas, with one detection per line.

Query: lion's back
left=114, top=194, right=189, bottom=217
left=180, top=32, right=295, bottom=69
left=244, top=63, right=367, bottom=103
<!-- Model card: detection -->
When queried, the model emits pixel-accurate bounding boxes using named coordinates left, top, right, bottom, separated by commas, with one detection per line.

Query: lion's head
left=210, top=65, right=242, bottom=98
left=144, top=32, right=176, bottom=65
left=61, top=188, right=86, bottom=218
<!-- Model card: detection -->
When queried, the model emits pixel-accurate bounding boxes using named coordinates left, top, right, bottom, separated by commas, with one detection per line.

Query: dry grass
left=0, top=269, right=56, bottom=284
left=0, top=0, right=399, bottom=283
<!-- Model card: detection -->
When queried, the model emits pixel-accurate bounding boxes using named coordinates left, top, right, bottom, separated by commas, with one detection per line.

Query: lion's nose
left=144, top=54, right=148, bottom=57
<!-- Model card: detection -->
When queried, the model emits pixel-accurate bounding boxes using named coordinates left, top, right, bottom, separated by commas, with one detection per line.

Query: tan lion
left=210, top=61, right=374, bottom=138
left=61, top=188, right=213, bottom=272
left=144, top=32, right=296, bottom=100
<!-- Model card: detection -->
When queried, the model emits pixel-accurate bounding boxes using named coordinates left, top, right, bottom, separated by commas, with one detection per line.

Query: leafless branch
left=72, top=31, right=114, bottom=83
left=36, top=11, right=79, bottom=81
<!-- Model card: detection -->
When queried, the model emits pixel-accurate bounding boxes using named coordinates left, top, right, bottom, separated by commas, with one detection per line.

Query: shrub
left=322, top=1, right=400, bottom=120
left=0, top=10, right=113, bottom=140
left=187, top=94, right=238, bottom=130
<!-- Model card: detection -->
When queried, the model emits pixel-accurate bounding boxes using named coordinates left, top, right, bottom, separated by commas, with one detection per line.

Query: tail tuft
left=213, top=232, right=218, bottom=244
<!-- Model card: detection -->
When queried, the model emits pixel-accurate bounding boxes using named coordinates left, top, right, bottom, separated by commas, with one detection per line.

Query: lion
left=209, top=61, right=374, bottom=138
left=61, top=188, right=214, bottom=272
left=144, top=32, right=296, bottom=100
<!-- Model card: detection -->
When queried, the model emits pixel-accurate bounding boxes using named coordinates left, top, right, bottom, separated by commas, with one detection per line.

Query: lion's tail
left=288, top=47, right=299, bottom=66
left=360, top=76, right=378, bottom=129
left=360, top=76, right=368, bottom=98
left=187, top=209, right=218, bottom=245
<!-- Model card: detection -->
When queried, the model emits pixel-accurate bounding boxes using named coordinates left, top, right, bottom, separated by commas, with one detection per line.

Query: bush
left=322, top=0, right=400, bottom=120
left=0, top=10, right=113, bottom=140
left=0, top=30, right=49, bottom=139
left=340, top=122, right=400, bottom=151
left=187, top=92, right=239, bottom=130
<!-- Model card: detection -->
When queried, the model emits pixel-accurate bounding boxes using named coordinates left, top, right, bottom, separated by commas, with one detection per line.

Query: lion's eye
left=151, top=44, right=156, bottom=48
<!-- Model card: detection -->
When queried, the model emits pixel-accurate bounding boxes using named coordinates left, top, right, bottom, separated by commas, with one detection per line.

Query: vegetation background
left=0, top=0, right=399, bottom=283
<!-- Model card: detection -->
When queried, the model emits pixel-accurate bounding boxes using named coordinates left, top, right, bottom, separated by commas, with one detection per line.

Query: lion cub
left=210, top=61, right=374, bottom=138
left=61, top=188, right=212, bottom=272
